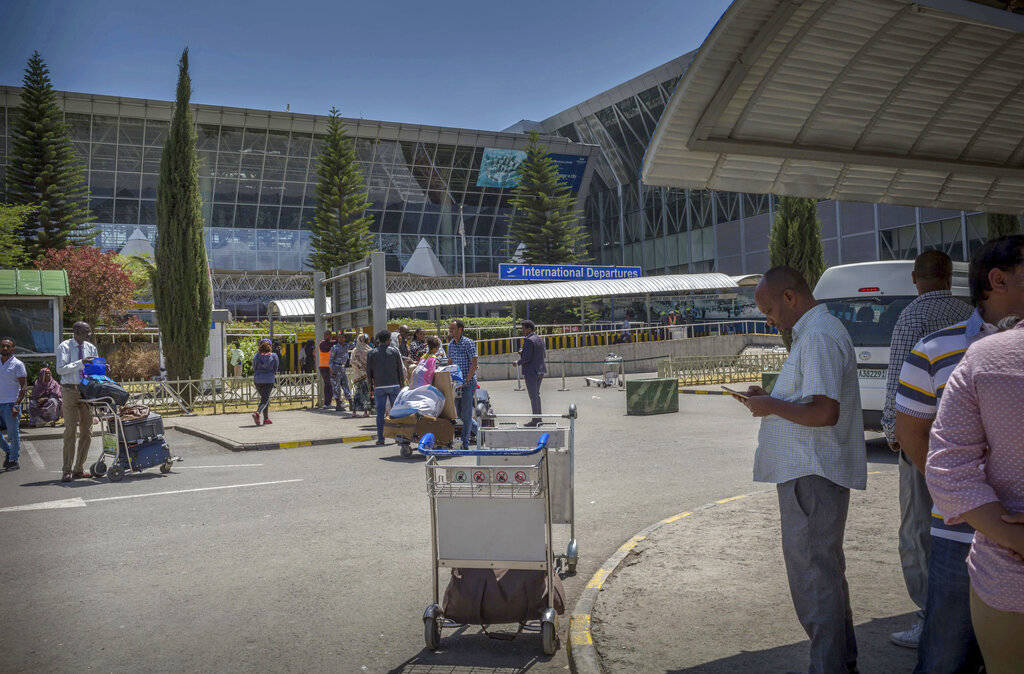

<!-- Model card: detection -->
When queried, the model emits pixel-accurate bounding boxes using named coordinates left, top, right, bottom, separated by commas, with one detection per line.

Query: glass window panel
left=354, top=138, right=374, bottom=162
left=215, top=152, right=241, bottom=179
left=0, top=299, right=57, bottom=354
left=256, top=205, right=279, bottom=229
left=212, top=203, right=235, bottom=227
left=90, top=198, right=113, bottom=222
left=92, top=116, right=117, bottom=143
left=114, top=199, right=139, bottom=224
left=144, top=146, right=164, bottom=174
left=282, top=182, right=304, bottom=206
left=90, top=171, right=115, bottom=198
left=242, top=128, right=266, bottom=154
left=279, top=206, right=301, bottom=229
left=139, top=200, right=157, bottom=224
left=118, top=117, right=144, bottom=145
left=453, top=146, right=474, bottom=169
left=285, top=158, right=308, bottom=182
left=260, top=180, right=283, bottom=205
left=219, top=126, right=243, bottom=152
left=116, top=145, right=141, bottom=172
left=237, top=180, right=259, bottom=204
left=235, top=204, right=256, bottom=227
left=300, top=208, right=316, bottom=229
left=91, top=143, right=116, bottom=171
left=382, top=211, right=403, bottom=233
left=266, top=130, right=289, bottom=155
left=240, top=151, right=263, bottom=173
left=144, top=120, right=169, bottom=147
left=310, top=135, right=326, bottom=158
left=263, top=155, right=286, bottom=172
left=140, top=174, right=158, bottom=200
left=434, top=145, right=455, bottom=167
left=263, top=168, right=284, bottom=183
left=116, top=172, right=140, bottom=199
left=196, top=124, right=220, bottom=151
left=66, top=113, right=91, bottom=141
left=214, top=179, right=238, bottom=202
left=289, top=132, right=311, bottom=157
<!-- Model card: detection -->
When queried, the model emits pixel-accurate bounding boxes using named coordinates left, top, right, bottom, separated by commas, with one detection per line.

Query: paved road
left=0, top=378, right=890, bottom=672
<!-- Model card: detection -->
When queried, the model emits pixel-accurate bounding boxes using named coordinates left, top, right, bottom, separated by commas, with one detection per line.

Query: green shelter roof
left=0, top=269, right=70, bottom=297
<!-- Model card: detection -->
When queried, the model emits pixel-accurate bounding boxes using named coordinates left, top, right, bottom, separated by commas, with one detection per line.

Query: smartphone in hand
left=721, top=385, right=749, bottom=400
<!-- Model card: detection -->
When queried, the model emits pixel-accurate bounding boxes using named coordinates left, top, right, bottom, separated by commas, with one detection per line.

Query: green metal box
left=626, top=378, right=679, bottom=416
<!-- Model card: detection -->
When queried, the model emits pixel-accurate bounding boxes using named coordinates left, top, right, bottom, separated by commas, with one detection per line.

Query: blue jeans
left=374, top=386, right=400, bottom=443
left=915, top=535, right=982, bottom=674
left=0, top=402, right=20, bottom=463
left=458, top=380, right=477, bottom=447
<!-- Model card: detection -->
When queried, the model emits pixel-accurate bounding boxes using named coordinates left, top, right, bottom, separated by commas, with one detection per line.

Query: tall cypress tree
left=308, top=107, right=373, bottom=273
left=769, top=196, right=825, bottom=348
left=8, top=51, right=93, bottom=258
left=153, top=49, right=212, bottom=381
left=508, top=131, right=588, bottom=264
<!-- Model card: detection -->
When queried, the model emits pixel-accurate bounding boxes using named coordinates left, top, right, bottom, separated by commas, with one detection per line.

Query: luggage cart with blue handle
left=83, top=397, right=179, bottom=482
left=418, top=431, right=561, bottom=655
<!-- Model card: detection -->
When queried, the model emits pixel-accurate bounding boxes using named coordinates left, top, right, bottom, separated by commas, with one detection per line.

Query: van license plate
left=858, top=368, right=887, bottom=379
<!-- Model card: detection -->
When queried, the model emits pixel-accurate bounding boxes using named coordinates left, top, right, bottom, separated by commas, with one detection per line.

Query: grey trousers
left=524, top=374, right=543, bottom=418
left=778, top=475, right=857, bottom=674
left=898, top=452, right=931, bottom=611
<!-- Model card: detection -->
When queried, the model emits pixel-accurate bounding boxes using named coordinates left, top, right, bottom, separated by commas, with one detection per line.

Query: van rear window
left=822, top=296, right=915, bottom=347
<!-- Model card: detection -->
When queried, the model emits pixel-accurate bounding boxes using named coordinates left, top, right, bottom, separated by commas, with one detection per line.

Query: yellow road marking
left=715, top=494, right=748, bottom=504
left=586, top=568, right=610, bottom=590
left=341, top=435, right=373, bottom=443
left=279, top=441, right=311, bottom=449
left=617, top=534, right=646, bottom=554
left=662, top=511, right=693, bottom=524
left=570, top=614, right=593, bottom=645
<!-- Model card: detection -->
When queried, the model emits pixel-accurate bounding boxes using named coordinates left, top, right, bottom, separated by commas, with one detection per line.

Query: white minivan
left=813, top=261, right=970, bottom=432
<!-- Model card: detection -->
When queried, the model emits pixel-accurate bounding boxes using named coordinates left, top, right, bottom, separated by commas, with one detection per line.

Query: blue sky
left=0, top=0, right=732, bottom=130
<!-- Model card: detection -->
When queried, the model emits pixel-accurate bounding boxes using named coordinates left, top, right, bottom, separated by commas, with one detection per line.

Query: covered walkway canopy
left=267, top=272, right=741, bottom=317
left=642, top=0, right=1024, bottom=214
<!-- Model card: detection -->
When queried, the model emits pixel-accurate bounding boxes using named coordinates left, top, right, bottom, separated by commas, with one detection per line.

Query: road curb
left=166, top=423, right=373, bottom=452
left=677, top=388, right=735, bottom=396
left=567, top=491, right=762, bottom=674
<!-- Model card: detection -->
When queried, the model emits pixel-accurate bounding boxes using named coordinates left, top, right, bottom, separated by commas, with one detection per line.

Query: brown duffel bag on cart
left=441, top=568, right=565, bottom=626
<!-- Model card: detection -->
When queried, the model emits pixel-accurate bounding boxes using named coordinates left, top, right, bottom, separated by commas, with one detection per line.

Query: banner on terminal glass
left=476, top=148, right=589, bottom=191
left=499, top=263, right=642, bottom=281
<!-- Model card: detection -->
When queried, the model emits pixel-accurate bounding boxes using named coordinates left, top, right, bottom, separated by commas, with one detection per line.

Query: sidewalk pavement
left=167, top=408, right=378, bottom=451
left=585, top=468, right=919, bottom=673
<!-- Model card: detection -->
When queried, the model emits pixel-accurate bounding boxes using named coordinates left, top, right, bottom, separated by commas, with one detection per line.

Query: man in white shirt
left=56, top=321, right=98, bottom=482
left=0, top=337, right=29, bottom=471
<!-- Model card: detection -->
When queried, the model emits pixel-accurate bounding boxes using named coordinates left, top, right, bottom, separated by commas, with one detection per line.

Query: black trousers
left=255, top=383, right=274, bottom=418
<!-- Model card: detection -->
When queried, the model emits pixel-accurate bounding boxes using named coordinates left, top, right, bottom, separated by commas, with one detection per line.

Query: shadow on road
left=665, top=613, right=918, bottom=673
left=20, top=472, right=167, bottom=488
left=866, top=437, right=898, bottom=465
left=386, top=627, right=552, bottom=673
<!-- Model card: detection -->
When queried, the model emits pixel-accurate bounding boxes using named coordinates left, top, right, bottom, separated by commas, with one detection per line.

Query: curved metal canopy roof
left=642, top=0, right=1024, bottom=214
left=267, top=273, right=740, bottom=316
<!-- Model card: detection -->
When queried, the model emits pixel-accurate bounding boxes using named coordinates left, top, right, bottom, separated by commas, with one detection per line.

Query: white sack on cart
left=389, top=384, right=445, bottom=418
left=437, top=364, right=464, bottom=383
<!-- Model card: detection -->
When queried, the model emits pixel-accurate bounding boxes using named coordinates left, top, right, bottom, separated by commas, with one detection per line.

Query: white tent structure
left=401, top=238, right=448, bottom=277
left=118, top=228, right=155, bottom=258
left=642, top=0, right=1024, bottom=214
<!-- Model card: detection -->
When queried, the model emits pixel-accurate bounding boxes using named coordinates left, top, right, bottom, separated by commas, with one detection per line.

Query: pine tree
left=7, top=51, right=93, bottom=257
left=308, top=108, right=373, bottom=273
left=987, top=212, right=1022, bottom=239
left=508, top=131, right=589, bottom=264
left=769, top=196, right=825, bottom=348
left=153, top=49, right=212, bottom=381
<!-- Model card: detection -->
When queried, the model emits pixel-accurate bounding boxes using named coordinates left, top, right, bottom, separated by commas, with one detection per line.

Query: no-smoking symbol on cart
left=514, top=471, right=528, bottom=483
left=473, top=470, right=487, bottom=483
left=495, top=470, right=509, bottom=483
left=453, top=470, right=468, bottom=483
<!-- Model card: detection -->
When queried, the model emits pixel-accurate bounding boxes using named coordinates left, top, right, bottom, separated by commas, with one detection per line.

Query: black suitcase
left=110, top=412, right=164, bottom=445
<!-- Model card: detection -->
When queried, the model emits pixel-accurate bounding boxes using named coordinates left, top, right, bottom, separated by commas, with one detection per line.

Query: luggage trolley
left=418, top=431, right=562, bottom=655
left=477, top=405, right=579, bottom=574
left=83, top=397, right=176, bottom=482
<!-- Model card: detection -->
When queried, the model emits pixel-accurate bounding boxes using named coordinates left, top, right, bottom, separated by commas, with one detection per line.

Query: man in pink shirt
left=927, top=317, right=1024, bottom=673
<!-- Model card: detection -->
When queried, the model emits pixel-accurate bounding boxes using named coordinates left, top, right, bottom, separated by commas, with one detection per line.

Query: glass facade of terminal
left=0, top=90, right=590, bottom=274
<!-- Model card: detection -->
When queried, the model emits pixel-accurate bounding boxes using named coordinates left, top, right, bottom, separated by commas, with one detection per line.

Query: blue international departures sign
left=499, top=263, right=642, bottom=281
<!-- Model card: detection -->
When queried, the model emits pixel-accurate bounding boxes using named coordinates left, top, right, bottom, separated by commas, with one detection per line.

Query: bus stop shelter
left=0, top=269, right=70, bottom=363
left=642, top=0, right=1024, bottom=214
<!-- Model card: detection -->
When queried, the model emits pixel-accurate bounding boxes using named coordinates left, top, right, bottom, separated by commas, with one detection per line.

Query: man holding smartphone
left=56, top=321, right=99, bottom=482
left=735, top=267, right=866, bottom=674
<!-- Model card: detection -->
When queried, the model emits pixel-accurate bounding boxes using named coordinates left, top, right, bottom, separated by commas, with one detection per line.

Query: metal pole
left=460, top=205, right=467, bottom=317
left=515, top=362, right=523, bottom=391
left=313, top=270, right=326, bottom=406
left=559, top=359, right=568, bottom=391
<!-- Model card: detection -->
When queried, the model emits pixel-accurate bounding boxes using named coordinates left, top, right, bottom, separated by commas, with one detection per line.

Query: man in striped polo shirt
left=894, top=235, right=1024, bottom=674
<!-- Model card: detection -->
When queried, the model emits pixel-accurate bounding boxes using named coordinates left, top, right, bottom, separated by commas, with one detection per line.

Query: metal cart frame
left=418, top=432, right=560, bottom=655
left=83, top=397, right=175, bottom=481
left=477, top=405, right=578, bottom=574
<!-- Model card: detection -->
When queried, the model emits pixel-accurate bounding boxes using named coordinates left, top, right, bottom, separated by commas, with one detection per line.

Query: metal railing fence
left=119, top=373, right=319, bottom=416
left=657, top=352, right=789, bottom=386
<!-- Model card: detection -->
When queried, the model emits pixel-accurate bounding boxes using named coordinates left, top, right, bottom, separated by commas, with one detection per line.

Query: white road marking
left=0, top=479, right=302, bottom=513
left=84, top=479, right=302, bottom=503
left=0, top=498, right=86, bottom=512
left=173, top=464, right=263, bottom=469
left=23, top=441, right=45, bottom=470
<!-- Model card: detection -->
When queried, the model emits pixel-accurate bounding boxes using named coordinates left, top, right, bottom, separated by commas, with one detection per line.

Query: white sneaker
left=890, top=620, right=923, bottom=649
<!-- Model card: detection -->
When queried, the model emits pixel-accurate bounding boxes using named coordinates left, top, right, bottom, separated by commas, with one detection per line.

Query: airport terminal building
left=0, top=49, right=995, bottom=285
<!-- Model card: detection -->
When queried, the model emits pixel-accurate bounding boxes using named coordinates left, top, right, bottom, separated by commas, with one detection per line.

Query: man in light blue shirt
left=56, top=321, right=99, bottom=481
left=736, top=266, right=865, bottom=674
left=0, top=337, right=29, bottom=470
